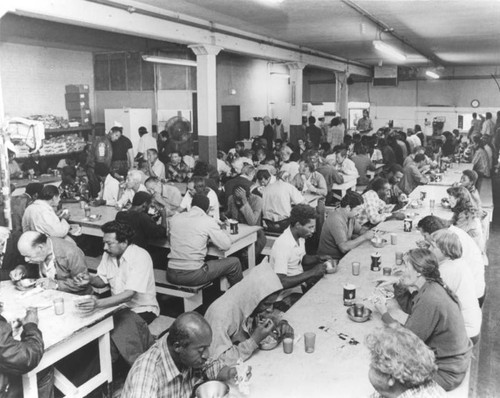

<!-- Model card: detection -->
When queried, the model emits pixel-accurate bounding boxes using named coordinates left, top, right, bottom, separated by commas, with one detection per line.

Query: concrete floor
left=470, top=181, right=500, bottom=398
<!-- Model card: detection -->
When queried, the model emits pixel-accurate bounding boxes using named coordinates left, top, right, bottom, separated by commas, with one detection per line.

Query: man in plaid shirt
left=121, top=312, right=242, bottom=398
left=358, top=178, right=405, bottom=227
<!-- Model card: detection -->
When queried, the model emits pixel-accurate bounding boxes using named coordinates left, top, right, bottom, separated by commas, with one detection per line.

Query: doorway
left=220, top=105, right=241, bottom=151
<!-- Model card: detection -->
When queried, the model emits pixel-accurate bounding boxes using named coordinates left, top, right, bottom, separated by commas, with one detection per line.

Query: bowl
left=370, top=238, right=388, bottom=248
left=346, top=307, right=372, bottom=323
left=15, top=279, right=37, bottom=291
left=259, top=333, right=280, bottom=350
left=193, top=381, right=229, bottom=398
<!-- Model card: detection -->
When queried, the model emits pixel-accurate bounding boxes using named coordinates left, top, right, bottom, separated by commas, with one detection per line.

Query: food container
left=193, top=381, right=229, bottom=398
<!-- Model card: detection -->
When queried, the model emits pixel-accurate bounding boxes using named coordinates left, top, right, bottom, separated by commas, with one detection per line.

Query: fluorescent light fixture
left=261, top=0, right=285, bottom=3
left=270, top=72, right=290, bottom=78
left=425, top=70, right=440, bottom=79
left=373, top=40, right=407, bottom=61
left=142, top=55, right=197, bottom=67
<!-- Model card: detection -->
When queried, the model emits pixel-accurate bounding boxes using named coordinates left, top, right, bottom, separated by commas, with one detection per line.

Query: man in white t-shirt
left=75, top=220, right=159, bottom=322
left=136, top=126, right=157, bottom=160
left=269, top=204, right=327, bottom=307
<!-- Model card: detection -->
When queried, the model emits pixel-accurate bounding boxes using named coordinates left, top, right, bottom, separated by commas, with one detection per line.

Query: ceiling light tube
left=270, top=72, right=290, bottom=78
left=373, top=40, right=407, bottom=61
left=142, top=55, right=197, bottom=67
left=425, top=70, right=440, bottom=79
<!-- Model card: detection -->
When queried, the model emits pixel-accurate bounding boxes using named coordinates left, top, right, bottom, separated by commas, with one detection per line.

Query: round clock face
left=471, top=99, right=480, bottom=108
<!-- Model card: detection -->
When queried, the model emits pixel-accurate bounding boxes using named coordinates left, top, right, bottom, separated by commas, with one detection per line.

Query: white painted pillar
left=189, top=44, right=222, bottom=167
left=336, top=72, right=349, bottom=128
left=287, top=62, right=307, bottom=145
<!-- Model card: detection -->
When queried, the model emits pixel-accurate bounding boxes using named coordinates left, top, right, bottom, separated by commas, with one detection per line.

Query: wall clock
left=471, top=99, right=480, bottom=108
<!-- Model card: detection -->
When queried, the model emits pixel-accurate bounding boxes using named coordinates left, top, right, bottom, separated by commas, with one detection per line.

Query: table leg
left=99, top=332, right=113, bottom=384
left=22, top=372, right=38, bottom=398
left=248, top=241, right=256, bottom=269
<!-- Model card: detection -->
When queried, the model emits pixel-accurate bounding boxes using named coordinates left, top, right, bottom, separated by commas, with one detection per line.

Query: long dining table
left=0, top=281, right=122, bottom=398
left=63, top=203, right=261, bottom=269
left=244, top=162, right=478, bottom=398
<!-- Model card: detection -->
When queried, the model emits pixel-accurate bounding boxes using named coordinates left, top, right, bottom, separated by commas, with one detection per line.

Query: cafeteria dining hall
left=1, top=0, right=500, bottom=397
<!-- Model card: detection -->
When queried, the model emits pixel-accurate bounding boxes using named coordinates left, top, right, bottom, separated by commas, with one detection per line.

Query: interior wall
left=0, top=42, right=94, bottom=119
left=349, top=70, right=500, bottom=131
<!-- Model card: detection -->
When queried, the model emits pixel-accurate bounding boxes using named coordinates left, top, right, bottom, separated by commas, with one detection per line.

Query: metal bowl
left=15, top=279, right=37, bottom=291
left=370, top=238, right=387, bottom=248
left=346, top=307, right=372, bottom=323
left=193, top=381, right=229, bottom=398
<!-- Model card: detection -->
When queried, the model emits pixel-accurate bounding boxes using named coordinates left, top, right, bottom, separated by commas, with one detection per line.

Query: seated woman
left=366, top=324, right=446, bottom=398
left=205, top=263, right=293, bottom=366
left=446, top=186, right=485, bottom=253
left=21, top=185, right=70, bottom=239
left=374, top=248, right=472, bottom=391
left=291, top=160, right=328, bottom=196
left=430, top=229, right=482, bottom=342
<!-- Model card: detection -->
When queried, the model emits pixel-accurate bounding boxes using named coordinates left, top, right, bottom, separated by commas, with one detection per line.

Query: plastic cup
left=352, top=262, right=360, bottom=276
left=343, top=284, right=356, bottom=306
left=53, top=298, right=64, bottom=315
left=84, top=207, right=91, bottom=218
left=395, top=252, right=403, bottom=266
left=304, top=332, right=316, bottom=353
left=229, top=220, right=239, bottom=235
left=390, top=233, right=397, bottom=245
left=430, top=199, right=436, bottom=211
left=353, top=303, right=365, bottom=317
left=383, top=267, right=392, bottom=276
left=283, top=337, right=293, bottom=354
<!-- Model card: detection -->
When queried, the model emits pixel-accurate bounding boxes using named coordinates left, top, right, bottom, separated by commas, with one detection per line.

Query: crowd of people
left=0, top=112, right=495, bottom=397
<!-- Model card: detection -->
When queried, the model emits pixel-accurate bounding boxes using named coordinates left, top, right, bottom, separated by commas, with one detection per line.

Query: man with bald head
left=122, top=312, right=241, bottom=398
left=10, top=231, right=91, bottom=295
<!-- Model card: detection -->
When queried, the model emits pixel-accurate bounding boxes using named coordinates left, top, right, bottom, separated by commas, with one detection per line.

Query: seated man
left=116, top=192, right=167, bottom=249
left=121, top=312, right=241, bottom=398
left=399, top=153, right=428, bottom=195
left=251, top=169, right=271, bottom=198
left=144, top=176, right=182, bottom=217
left=167, top=194, right=243, bottom=287
left=8, top=150, right=23, bottom=179
left=180, top=177, right=220, bottom=220
left=331, top=147, right=359, bottom=182
left=269, top=204, right=327, bottom=306
left=223, top=164, right=255, bottom=206
left=0, top=307, right=54, bottom=398
left=205, top=263, right=293, bottom=366
left=166, top=151, right=190, bottom=183
left=357, top=178, right=405, bottom=227
left=226, top=184, right=266, bottom=257
left=262, top=171, right=305, bottom=233
left=0, top=227, right=25, bottom=281
left=116, top=170, right=148, bottom=208
left=145, top=148, right=165, bottom=180
left=378, top=164, right=407, bottom=207
left=76, top=221, right=159, bottom=324
left=366, top=324, right=446, bottom=398
left=317, top=191, right=374, bottom=259
left=90, top=165, right=122, bottom=207
left=12, top=231, right=91, bottom=295
left=291, top=160, right=328, bottom=196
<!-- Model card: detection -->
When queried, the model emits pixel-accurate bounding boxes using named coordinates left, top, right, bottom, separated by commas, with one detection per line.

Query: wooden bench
left=85, top=256, right=217, bottom=311
left=148, top=315, right=175, bottom=339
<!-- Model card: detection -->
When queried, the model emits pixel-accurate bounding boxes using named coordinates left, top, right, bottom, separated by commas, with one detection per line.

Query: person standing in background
left=262, top=116, right=275, bottom=151
left=135, top=127, right=157, bottom=161
left=357, top=109, right=373, bottom=135
left=110, top=125, right=134, bottom=177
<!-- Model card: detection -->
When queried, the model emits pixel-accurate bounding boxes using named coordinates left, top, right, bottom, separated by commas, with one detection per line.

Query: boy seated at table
left=268, top=204, right=328, bottom=309
left=205, top=263, right=293, bottom=366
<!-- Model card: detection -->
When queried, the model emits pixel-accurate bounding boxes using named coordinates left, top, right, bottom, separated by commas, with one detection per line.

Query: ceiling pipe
left=341, top=0, right=442, bottom=66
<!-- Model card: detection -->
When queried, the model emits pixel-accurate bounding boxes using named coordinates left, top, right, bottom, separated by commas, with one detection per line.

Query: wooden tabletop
left=12, top=174, right=61, bottom=189
left=0, top=281, right=119, bottom=351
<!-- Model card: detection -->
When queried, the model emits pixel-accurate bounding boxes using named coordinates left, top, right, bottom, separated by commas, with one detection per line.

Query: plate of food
left=69, top=224, right=82, bottom=236
left=440, top=197, right=451, bottom=208
left=15, top=278, right=37, bottom=291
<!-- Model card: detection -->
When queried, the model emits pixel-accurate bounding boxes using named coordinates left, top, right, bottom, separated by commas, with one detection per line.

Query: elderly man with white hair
left=116, top=169, right=148, bottom=208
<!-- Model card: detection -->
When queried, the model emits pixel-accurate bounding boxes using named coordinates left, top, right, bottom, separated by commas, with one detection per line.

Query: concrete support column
left=335, top=72, right=349, bottom=128
left=189, top=44, right=222, bottom=167
left=287, top=62, right=307, bottom=146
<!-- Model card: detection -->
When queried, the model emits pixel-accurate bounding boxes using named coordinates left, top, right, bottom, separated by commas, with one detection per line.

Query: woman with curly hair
left=447, top=185, right=485, bottom=252
left=366, top=324, right=446, bottom=397
left=374, top=248, right=472, bottom=391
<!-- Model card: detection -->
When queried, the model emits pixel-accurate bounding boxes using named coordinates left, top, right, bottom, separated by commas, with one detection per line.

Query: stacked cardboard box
left=65, top=84, right=91, bottom=126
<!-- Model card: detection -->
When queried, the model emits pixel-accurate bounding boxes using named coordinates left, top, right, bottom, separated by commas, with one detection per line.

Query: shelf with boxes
left=65, top=84, right=92, bottom=126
